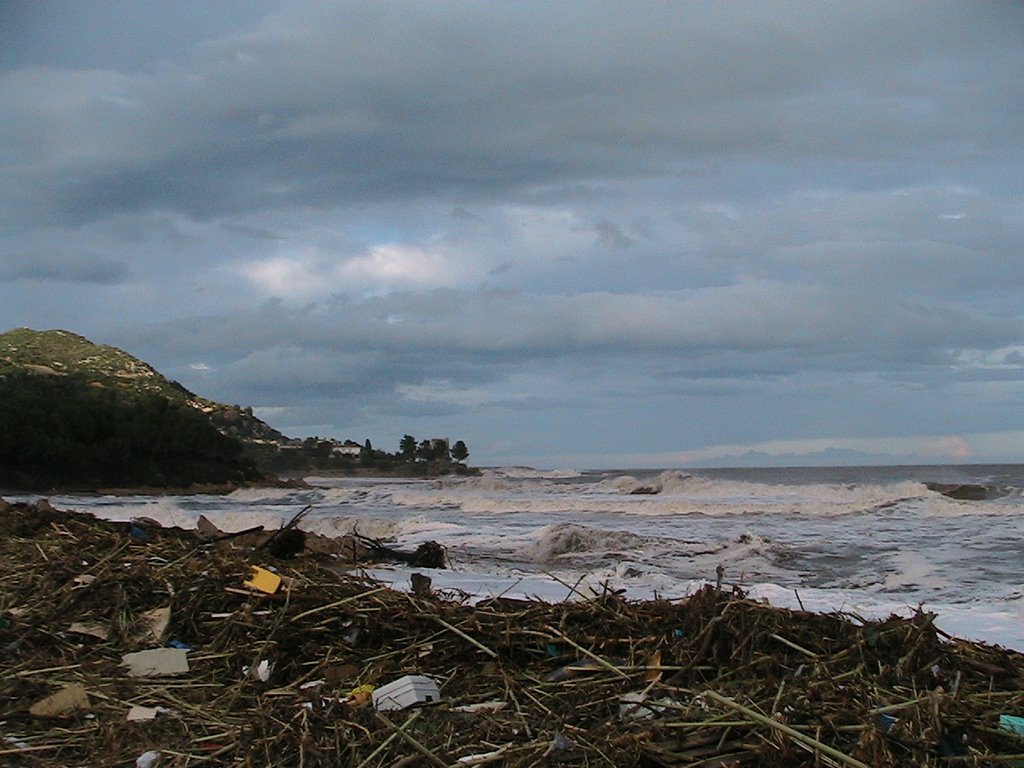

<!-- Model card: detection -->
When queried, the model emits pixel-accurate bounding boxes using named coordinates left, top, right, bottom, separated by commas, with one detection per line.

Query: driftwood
left=3, top=499, right=1024, bottom=768
left=351, top=532, right=447, bottom=569
left=195, top=512, right=446, bottom=567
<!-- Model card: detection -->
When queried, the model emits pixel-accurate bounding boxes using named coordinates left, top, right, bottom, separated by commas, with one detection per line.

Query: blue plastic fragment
left=999, top=714, right=1024, bottom=735
left=546, top=643, right=559, bottom=657
left=128, top=525, right=150, bottom=540
left=875, top=714, right=897, bottom=732
left=167, top=640, right=192, bottom=650
left=673, top=628, right=685, bottom=637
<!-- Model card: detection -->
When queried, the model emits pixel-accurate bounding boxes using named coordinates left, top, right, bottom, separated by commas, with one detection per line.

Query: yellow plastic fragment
left=243, top=565, right=281, bottom=594
left=346, top=683, right=374, bottom=706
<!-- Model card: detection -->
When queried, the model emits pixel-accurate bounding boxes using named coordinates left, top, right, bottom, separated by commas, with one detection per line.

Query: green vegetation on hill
left=0, top=328, right=477, bottom=489
left=0, top=329, right=263, bottom=490
left=0, top=327, right=286, bottom=445
left=0, top=368, right=261, bottom=490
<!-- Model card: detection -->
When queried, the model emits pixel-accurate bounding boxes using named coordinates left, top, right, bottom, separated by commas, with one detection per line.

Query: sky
left=1, top=1, right=1023, bottom=469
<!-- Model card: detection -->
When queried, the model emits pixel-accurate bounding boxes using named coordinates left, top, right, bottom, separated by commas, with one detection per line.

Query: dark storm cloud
left=2, top=1, right=1024, bottom=464
left=2, top=2, right=1022, bottom=228
left=0, top=249, right=130, bottom=284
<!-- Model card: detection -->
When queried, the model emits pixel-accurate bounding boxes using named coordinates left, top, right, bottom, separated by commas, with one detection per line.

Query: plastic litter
left=999, top=714, right=1024, bottom=735
left=372, top=675, right=440, bottom=711
left=253, top=659, right=272, bottom=682
left=454, top=700, right=507, bottom=714
left=126, top=705, right=173, bottom=722
left=243, top=565, right=281, bottom=594
left=875, top=713, right=898, bottom=732
left=346, top=683, right=375, bottom=706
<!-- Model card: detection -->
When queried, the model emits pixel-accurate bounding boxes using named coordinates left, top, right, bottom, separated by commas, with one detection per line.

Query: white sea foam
left=488, top=467, right=583, bottom=480
left=524, top=523, right=651, bottom=561
left=16, top=463, right=1024, bottom=650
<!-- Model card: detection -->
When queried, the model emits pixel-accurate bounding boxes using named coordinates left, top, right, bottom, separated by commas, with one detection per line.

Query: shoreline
left=3, top=498, right=1024, bottom=766
left=0, top=464, right=480, bottom=497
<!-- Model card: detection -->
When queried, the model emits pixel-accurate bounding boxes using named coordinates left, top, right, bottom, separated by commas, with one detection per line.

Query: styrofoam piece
left=372, top=675, right=440, bottom=711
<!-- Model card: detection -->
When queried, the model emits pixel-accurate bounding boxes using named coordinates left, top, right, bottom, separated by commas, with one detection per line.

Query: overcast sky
left=2, top=1, right=1023, bottom=468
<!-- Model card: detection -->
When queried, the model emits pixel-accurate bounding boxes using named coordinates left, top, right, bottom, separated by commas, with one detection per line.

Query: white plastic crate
left=372, top=675, right=441, bottom=711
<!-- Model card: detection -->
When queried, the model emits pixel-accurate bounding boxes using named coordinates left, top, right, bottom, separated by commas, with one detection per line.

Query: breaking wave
left=525, top=523, right=652, bottom=562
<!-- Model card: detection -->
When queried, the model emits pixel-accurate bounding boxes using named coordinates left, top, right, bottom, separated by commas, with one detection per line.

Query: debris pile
left=3, top=498, right=1024, bottom=767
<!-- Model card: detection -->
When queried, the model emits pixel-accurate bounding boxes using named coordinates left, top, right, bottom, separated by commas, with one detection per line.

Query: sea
left=10, top=463, right=1024, bottom=651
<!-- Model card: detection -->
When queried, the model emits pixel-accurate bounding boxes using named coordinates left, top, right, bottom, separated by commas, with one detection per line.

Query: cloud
left=2, top=2, right=1024, bottom=465
left=3, top=3, right=1022, bottom=229
left=0, top=249, right=131, bottom=284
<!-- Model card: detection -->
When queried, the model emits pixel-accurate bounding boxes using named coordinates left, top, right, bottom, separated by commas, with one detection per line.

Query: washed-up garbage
left=72, top=573, right=96, bottom=587
left=7, top=499, right=1024, bottom=768
left=121, top=648, right=189, bottom=677
left=345, top=683, right=374, bottom=706
left=999, top=714, right=1024, bottom=735
left=28, top=683, right=90, bottom=717
left=875, top=713, right=898, bottom=732
left=243, top=565, right=281, bottom=594
left=135, top=750, right=162, bottom=768
left=454, top=700, right=507, bottom=714
left=137, top=606, right=171, bottom=644
left=67, top=620, right=110, bottom=640
left=619, top=691, right=677, bottom=720
left=372, top=674, right=441, bottom=711
left=245, top=659, right=272, bottom=682
left=126, top=705, right=173, bottom=722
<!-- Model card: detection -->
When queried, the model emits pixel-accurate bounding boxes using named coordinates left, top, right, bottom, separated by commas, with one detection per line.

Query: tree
left=399, top=434, right=417, bottom=459
left=451, top=440, right=469, bottom=464
left=359, top=438, right=375, bottom=467
left=416, top=439, right=435, bottom=462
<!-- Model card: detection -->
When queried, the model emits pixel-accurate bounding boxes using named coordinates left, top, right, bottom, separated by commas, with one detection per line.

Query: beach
left=4, top=493, right=1024, bottom=766
left=14, top=463, right=1024, bottom=651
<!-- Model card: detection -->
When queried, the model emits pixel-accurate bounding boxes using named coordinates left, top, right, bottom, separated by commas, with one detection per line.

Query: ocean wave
left=489, top=467, right=584, bottom=480
left=524, top=522, right=651, bottom=561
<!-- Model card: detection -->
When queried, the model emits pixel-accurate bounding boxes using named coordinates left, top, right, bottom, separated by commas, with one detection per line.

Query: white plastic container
left=372, top=675, right=441, bottom=711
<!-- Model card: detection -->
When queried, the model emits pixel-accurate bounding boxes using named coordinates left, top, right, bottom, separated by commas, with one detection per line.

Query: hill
left=0, top=327, right=287, bottom=444
left=0, top=328, right=275, bottom=491
left=0, top=328, right=476, bottom=489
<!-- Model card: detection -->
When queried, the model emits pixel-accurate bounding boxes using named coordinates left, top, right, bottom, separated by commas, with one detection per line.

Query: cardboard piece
left=68, top=621, right=110, bottom=641
left=29, top=684, right=90, bottom=717
left=138, top=607, right=171, bottom=644
left=122, top=648, right=190, bottom=677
